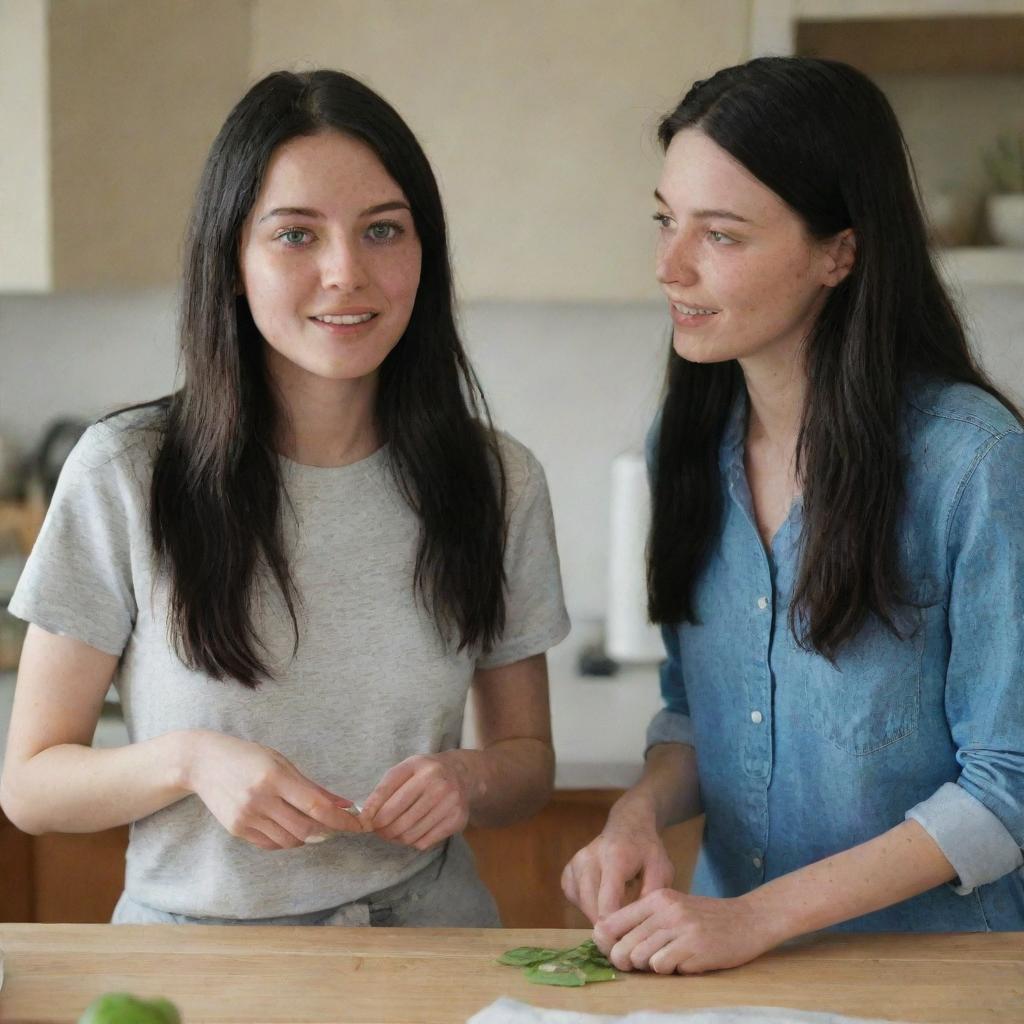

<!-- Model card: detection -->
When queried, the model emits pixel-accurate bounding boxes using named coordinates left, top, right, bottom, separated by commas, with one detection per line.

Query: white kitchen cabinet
left=0, top=0, right=250, bottom=292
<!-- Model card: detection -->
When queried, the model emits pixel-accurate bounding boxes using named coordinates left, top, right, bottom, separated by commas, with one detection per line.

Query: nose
left=320, top=237, right=369, bottom=292
left=655, top=230, right=698, bottom=288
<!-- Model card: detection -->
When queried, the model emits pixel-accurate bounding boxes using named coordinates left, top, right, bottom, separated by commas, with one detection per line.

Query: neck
left=268, top=354, right=381, bottom=468
left=739, top=340, right=808, bottom=461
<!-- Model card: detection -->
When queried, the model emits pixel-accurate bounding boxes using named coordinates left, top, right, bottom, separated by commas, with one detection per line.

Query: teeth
left=674, top=303, right=717, bottom=316
left=316, top=312, right=376, bottom=325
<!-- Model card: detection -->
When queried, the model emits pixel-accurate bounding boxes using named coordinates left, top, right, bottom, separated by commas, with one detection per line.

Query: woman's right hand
left=185, top=731, right=365, bottom=850
left=561, top=811, right=675, bottom=923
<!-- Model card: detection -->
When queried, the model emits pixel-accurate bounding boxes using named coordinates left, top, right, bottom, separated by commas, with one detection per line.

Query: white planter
left=987, top=194, right=1024, bottom=247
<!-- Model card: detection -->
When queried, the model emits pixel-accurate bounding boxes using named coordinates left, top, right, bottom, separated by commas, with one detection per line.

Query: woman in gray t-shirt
left=2, top=70, right=569, bottom=925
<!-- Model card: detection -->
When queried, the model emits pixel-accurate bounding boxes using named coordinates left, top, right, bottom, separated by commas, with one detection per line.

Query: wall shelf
left=751, top=1, right=1024, bottom=61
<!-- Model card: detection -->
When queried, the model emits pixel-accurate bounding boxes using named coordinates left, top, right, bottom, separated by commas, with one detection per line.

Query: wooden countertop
left=1, top=926, right=1023, bottom=1023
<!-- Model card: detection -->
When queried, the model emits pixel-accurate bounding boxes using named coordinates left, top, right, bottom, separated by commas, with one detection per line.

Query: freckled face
left=654, top=129, right=837, bottom=368
left=238, top=131, right=422, bottom=388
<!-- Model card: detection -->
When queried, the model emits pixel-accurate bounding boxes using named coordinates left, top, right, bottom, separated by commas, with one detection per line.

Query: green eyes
left=274, top=221, right=404, bottom=247
left=366, top=221, right=402, bottom=242
left=651, top=214, right=736, bottom=245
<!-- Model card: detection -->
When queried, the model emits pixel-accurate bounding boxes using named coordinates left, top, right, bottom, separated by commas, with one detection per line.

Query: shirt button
left=750, top=710, right=763, bottom=724
left=757, top=596, right=769, bottom=610
left=752, top=856, right=763, bottom=868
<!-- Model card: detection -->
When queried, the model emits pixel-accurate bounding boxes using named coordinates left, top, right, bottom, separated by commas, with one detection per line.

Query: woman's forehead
left=659, top=129, right=789, bottom=227
left=255, top=131, right=408, bottom=213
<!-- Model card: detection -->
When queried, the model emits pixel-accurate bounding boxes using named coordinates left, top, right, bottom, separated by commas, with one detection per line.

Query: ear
left=822, top=228, right=856, bottom=286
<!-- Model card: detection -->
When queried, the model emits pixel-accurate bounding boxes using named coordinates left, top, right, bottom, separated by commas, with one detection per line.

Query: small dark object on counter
left=577, top=644, right=619, bottom=677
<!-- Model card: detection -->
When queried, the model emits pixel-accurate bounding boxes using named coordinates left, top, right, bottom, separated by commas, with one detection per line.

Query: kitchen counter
left=2, top=925, right=1023, bottom=1023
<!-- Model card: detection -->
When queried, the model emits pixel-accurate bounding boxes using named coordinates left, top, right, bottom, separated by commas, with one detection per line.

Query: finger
left=596, top=862, right=633, bottom=920
left=240, top=819, right=300, bottom=850
left=576, top=862, right=603, bottom=924
left=650, top=937, right=698, bottom=975
left=607, top=919, right=662, bottom=973
left=371, top=776, right=433, bottom=833
left=409, top=816, right=459, bottom=850
left=360, top=761, right=419, bottom=823
left=640, top=854, right=675, bottom=896
left=384, top=782, right=462, bottom=843
left=271, top=798, right=344, bottom=844
left=278, top=777, right=364, bottom=833
left=241, top=827, right=279, bottom=851
left=625, top=927, right=675, bottom=972
left=598, top=888, right=659, bottom=935
left=560, top=861, right=580, bottom=908
left=602, top=912, right=661, bottom=970
left=401, top=797, right=457, bottom=846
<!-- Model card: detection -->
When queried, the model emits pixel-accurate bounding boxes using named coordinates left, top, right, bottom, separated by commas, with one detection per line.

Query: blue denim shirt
left=646, top=378, right=1024, bottom=931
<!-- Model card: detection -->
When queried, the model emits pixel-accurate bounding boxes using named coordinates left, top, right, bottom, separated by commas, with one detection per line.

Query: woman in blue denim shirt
left=563, top=57, right=1024, bottom=972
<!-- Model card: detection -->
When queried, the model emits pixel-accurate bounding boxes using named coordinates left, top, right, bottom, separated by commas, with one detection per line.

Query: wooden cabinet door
left=0, top=811, right=33, bottom=921
left=33, top=828, right=128, bottom=924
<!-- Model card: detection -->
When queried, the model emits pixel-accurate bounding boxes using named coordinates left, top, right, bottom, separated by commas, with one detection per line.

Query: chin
left=671, top=335, right=732, bottom=365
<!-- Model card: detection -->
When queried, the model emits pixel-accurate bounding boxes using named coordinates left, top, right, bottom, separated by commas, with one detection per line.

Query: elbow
left=0, top=770, right=46, bottom=835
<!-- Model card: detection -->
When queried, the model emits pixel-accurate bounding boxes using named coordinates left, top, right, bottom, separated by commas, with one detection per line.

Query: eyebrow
left=258, top=200, right=411, bottom=224
left=653, top=190, right=753, bottom=225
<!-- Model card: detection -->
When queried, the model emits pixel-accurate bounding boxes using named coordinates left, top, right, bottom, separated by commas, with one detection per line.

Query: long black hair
left=647, top=57, right=1019, bottom=658
left=147, top=69, right=506, bottom=686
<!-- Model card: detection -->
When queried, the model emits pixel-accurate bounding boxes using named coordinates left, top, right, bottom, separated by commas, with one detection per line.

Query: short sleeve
left=475, top=438, right=570, bottom=669
left=8, top=423, right=143, bottom=655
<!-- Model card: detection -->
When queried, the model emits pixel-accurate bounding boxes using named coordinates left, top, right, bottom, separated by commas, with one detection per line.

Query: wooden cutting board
left=1, top=925, right=1023, bottom=1023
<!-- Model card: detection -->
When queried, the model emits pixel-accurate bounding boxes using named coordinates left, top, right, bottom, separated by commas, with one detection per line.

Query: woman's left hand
left=360, top=752, right=473, bottom=850
left=594, top=888, right=783, bottom=975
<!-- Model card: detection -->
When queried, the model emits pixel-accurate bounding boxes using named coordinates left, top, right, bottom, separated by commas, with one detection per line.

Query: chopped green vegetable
left=497, top=946, right=564, bottom=966
left=579, top=962, right=617, bottom=983
left=498, top=940, right=617, bottom=986
left=524, top=962, right=587, bottom=987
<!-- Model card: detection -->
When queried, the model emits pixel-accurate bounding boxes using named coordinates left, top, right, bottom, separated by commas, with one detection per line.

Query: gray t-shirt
left=10, top=410, right=570, bottom=918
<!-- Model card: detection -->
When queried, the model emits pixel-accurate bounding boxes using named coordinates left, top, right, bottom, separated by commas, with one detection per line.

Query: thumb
left=639, top=852, right=674, bottom=896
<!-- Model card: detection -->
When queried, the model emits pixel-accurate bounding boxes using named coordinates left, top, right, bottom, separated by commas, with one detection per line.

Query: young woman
left=563, top=57, right=1024, bottom=971
left=0, top=70, right=569, bottom=926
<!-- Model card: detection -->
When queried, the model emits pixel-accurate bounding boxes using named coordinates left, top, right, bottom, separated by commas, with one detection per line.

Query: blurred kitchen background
left=0, top=0, right=1023, bottom=923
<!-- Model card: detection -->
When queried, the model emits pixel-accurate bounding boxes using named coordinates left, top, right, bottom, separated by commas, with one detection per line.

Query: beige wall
left=49, top=0, right=252, bottom=289
left=0, top=0, right=51, bottom=291
left=250, top=0, right=752, bottom=301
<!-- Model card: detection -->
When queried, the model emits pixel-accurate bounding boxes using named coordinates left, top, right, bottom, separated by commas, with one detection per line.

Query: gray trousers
left=112, top=834, right=501, bottom=927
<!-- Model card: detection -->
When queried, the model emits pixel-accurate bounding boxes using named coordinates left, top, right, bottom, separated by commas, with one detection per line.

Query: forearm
left=446, top=737, right=554, bottom=829
left=610, top=742, right=701, bottom=834
left=0, top=730, right=196, bottom=835
left=742, top=818, right=957, bottom=943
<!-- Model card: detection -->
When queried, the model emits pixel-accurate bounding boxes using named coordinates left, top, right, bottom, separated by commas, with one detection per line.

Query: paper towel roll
left=606, top=451, right=664, bottom=662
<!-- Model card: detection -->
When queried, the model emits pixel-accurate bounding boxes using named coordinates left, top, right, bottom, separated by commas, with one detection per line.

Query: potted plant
left=984, top=133, right=1024, bottom=247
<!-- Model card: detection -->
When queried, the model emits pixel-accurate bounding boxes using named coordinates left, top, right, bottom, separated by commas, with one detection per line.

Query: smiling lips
left=312, top=311, right=378, bottom=325
left=672, top=302, right=719, bottom=316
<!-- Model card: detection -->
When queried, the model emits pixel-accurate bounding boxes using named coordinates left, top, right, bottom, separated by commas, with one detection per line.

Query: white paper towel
left=606, top=452, right=663, bottom=662
left=468, top=999, right=912, bottom=1024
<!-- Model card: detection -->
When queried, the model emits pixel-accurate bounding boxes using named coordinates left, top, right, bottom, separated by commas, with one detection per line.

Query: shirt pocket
left=801, top=613, right=925, bottom=756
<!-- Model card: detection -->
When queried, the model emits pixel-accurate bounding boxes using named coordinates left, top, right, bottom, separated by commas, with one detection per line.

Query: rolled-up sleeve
left=905, top=427, right=1024, bottom=893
